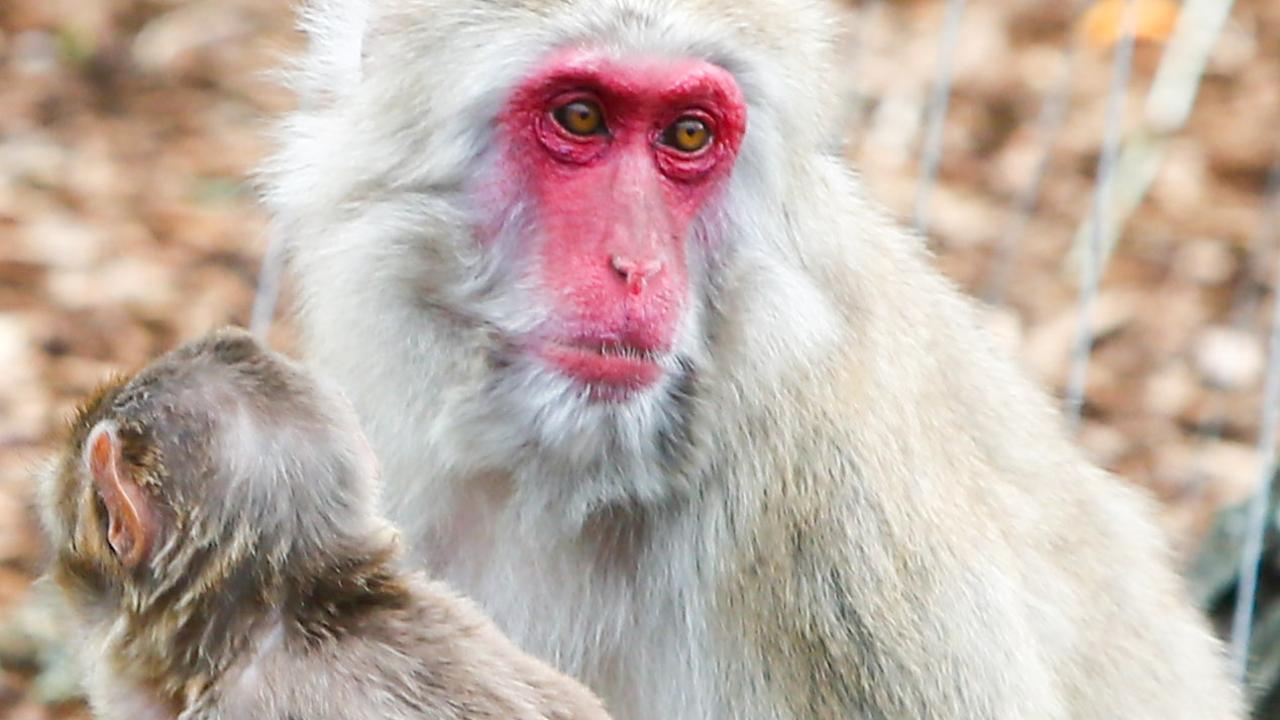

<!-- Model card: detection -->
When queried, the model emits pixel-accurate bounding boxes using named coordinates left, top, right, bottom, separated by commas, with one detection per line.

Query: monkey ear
left=85, top=422, right=155, bottom=569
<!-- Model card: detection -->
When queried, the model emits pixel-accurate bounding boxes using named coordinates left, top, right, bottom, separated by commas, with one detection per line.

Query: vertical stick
left=984, top=22, right=1083, bottom=305
left=250, top=230, right=286, bottom=341
left=1229, top=161, right=1280, bottom=682
left=1069, top=0, right=1241, bottom=282
left=1186, top=164, right=1280, bottom=525
left=1063, top=0, right=1140, bottom=429
left=912, top=0, right=968, bottom=236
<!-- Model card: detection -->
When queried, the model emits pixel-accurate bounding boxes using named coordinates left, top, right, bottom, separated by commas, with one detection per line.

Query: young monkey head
left=41, top=327, right=397, bottom=707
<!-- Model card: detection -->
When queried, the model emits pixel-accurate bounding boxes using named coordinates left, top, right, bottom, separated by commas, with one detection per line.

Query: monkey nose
left=610, top=255, right=664, bottom=294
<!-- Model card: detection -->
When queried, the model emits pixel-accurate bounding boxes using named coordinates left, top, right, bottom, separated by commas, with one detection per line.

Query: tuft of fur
left=265, top=1, right=1244, bottom=719
left=40, top=328, right=610, bottom=720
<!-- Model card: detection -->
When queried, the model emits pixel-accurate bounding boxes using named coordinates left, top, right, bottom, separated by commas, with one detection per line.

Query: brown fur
left=39, top=328, right=611, bottom=720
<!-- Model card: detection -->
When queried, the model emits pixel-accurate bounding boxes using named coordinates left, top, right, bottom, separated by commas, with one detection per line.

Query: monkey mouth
left=537, top=339, right=665, bottom=396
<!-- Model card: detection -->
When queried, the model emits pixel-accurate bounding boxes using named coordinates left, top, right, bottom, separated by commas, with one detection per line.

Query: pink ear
left=86, top=422, right=154, bottom=568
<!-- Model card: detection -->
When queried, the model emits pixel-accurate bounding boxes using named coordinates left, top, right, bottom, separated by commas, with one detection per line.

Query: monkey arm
left=199, top=574, right=609, bottom=720
left=708, top=161, right=1241, bottom=719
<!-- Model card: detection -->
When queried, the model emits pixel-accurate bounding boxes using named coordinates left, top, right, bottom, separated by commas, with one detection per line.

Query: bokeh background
left=1, top=0, right=1278, bottom=717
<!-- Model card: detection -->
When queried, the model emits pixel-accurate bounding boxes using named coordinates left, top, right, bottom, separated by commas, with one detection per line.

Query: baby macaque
left=38, top=328, right=610, bottom=720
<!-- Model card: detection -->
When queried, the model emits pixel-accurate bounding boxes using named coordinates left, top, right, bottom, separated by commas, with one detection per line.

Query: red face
left=486, top=50, right=747, bottom=398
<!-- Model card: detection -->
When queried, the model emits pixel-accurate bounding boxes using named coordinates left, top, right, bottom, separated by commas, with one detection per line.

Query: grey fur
left=41, top=329, right=611, bottom=720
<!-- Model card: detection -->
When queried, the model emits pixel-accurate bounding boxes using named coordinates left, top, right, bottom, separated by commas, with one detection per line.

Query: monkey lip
left=537, top=339, right=665, bottom=393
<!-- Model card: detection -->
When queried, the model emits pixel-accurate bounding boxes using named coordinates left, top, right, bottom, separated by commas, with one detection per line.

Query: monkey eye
left=552, top=99, right=607, bottom=137
left=660, top=116, right=712, bottom=154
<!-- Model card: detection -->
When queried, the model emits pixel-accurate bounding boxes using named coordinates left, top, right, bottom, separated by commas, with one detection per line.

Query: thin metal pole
left=1069, top=0, right=1241, bottom=277
left=1183, top=162, right=1280, bottom=523
left=250, top=230, right=286, bottom=340
left=1228, top=163, right=1280, bottom=329
left=1229, top=161, right=1280, bottom=681
left=912, top=0, right=968, bottom=236
left=983, top=17, right=1084, bottom=305
left=1063, top=0, right=1140, bottom=429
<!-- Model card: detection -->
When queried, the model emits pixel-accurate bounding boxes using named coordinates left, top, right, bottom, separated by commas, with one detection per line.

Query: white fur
left=264, top=1, right=1241, bottom=718
left=266, top=6, right=830, bottom=716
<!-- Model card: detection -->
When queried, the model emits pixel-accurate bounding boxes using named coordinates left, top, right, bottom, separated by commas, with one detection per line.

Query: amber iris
left=553, top=100, right=606, bottom=136
left=663, top=117, right=712, bottom=153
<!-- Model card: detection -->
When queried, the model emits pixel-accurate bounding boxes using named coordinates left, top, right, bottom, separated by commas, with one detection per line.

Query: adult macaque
left=39, top=329, right=611, bottom=720
left=265, top=0, right=1243, bottom=717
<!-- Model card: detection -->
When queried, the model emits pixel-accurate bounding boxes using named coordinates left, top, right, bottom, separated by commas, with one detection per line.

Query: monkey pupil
left=667, top=118, right=709, bottom=152
left=556, top=101, right=603, bottom=135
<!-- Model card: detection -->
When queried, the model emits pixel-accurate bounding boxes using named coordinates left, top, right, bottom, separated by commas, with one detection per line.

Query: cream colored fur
left=263, top=1, right=1244, bottom=717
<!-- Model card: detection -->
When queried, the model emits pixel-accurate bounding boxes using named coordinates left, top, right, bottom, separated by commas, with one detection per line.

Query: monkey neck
left=284, top=541, right=414, bottom=643
left=110, top=555, right=274, bottom=711
left=110, top=537, right=410, bottom=711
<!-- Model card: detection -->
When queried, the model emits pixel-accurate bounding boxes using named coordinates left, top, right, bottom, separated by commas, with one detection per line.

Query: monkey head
left=41, top=328, right=388, bottom=614
left=268, top=1, right=843, bottom=519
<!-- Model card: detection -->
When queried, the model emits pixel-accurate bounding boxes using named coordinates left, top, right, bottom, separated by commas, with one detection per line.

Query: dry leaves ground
left=1, top=0, right=1278, bottom=717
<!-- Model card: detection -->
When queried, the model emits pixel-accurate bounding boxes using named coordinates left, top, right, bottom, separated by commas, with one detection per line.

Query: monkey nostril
left=610, top=255, right=663, bottom=294
left=610, top=255, right=635, bottom=278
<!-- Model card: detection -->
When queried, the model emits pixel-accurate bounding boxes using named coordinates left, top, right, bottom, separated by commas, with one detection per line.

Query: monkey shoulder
left=248, top=572, right=607, bottom=720
left=390, top=574, right=610, bottom=719
left=715, top=225, right=1234, bottom=716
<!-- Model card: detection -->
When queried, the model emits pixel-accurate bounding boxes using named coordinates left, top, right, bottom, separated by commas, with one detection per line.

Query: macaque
left=39, top=328, right=611, bottom=720
left=263, top=0, right=1244, bottom=717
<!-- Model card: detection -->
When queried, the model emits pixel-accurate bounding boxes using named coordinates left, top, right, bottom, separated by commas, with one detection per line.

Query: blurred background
left=0, top=0, right=1278, bottom=717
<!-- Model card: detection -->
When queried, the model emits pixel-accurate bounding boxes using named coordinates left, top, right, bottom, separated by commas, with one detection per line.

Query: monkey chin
left=479, top=341, right=696, bottom=493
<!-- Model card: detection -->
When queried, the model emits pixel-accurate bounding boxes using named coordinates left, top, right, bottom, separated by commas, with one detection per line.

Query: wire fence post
left=913, top=0, right=968, bottom=237
left=1068, top=0, right=1240, bottom=276
left=1228, top=161, right=1280, bottom=683
left=983, top=5, right=1086, bottom=306
left=1063, top=0, right=1140, bottom=429
left=250, top=230, right=286, bottom=341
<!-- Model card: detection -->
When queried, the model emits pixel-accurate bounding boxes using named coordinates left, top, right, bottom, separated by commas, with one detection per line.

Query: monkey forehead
left=347, top=0, right=837, bottom=164
left=364, top=0, right=836, bottom=80
left=516, top=0, right=833, bottom=125
left=509, top=47, right=746, bottom=107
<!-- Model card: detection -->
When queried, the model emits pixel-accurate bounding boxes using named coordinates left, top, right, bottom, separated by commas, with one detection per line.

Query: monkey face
left=409, top=47, right=748, bottom=511
left=470, top=47, right=745, bottom=405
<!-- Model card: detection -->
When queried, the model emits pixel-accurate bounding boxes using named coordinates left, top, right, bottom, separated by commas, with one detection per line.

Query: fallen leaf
left=1080, top=0, right=1180, bottom=49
